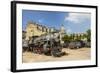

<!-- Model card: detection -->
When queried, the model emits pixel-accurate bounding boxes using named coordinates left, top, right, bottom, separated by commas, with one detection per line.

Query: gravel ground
left=22, top=48, right=91, bottom=63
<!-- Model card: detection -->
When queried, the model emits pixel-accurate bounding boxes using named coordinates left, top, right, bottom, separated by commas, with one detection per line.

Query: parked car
left=68, top=42, right=76, bottom=49
left=75, top=42, right=82, bottom=48
left=68, top=41, right=82, bottom=49
left=77, top=40, right=85, bottom=47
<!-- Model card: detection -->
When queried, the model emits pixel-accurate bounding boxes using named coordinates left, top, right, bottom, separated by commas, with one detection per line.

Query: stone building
left=25, top=22, right=50, bottom=40
left=25, top=21, right=66, bottom=43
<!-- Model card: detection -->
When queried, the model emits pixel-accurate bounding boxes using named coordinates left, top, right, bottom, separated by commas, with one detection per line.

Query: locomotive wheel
left=51, top=52, right=62, bottom=57
left=44, top=51, right=51, bottom=56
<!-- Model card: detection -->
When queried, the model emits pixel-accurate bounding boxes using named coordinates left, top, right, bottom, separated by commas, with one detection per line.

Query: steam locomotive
left=23, top=33, right=65, bottom=57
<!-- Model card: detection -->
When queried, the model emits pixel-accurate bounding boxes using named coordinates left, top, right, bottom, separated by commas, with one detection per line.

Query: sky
left=22, top=10, right=91, bottom=34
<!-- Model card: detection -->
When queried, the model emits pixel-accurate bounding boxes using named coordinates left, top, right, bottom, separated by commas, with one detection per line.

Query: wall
left=0, top=0, right=99, bottom=73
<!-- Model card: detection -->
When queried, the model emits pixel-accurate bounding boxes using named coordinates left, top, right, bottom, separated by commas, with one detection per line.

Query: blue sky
left=22, top=10, right=91, bottom=33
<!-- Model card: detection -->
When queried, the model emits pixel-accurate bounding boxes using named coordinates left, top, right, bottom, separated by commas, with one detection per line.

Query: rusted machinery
left=23, top=33, right=65, bottom=57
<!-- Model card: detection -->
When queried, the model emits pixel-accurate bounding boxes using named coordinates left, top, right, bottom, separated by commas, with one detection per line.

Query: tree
left=86, top=29, right=91, bottom=42
left=74, top=34, right=79, bottom=41
left=82, top=34, right=87, bottom=39
left=62, top=34, right=70, bottom=42
left=71, top=34, right=75, bottom=41
left=79, top=34, right=82, bottom=40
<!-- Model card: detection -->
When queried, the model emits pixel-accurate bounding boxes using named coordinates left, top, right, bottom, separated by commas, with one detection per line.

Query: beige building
left=25, top=22, right=66, bottom=42
left=25, top=22, right=51, bottom=40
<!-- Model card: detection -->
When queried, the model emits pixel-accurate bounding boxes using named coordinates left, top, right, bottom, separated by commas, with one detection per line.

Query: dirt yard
left=22, top=48, right=91, bottom=63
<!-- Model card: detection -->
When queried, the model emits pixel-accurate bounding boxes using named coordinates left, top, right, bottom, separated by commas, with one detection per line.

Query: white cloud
left=38, top=19, right=43, bottom=23
left=65, top=13, right=91, bottom=24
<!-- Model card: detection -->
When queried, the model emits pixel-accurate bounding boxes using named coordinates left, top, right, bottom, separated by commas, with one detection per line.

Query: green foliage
left=62, top=29, right=91, bottom=42
left=86, top=29, right=91, bottom=42
left=62, top=34, right=70, bottom=42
